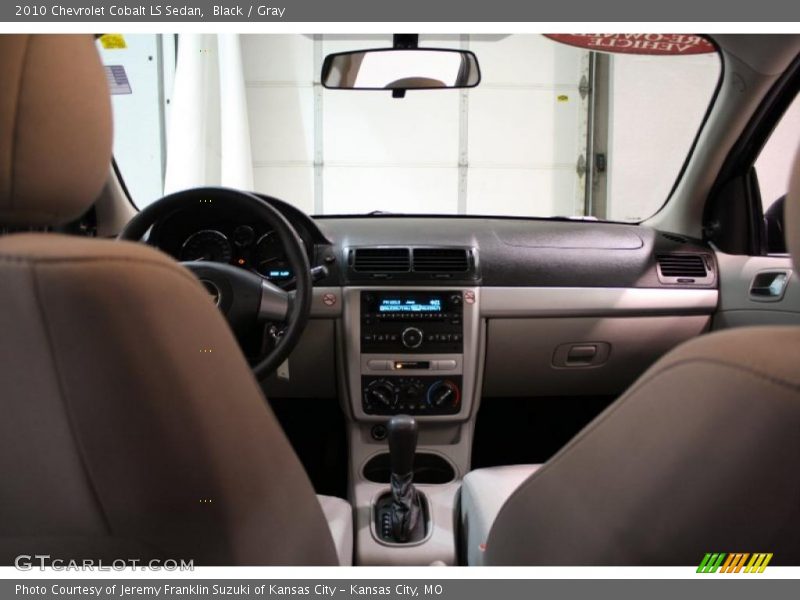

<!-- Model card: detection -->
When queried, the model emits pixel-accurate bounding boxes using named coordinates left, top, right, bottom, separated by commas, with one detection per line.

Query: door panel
left=713, top=250, right=800, bottom=329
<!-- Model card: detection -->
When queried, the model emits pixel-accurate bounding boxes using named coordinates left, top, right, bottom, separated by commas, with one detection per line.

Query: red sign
left=322, top=293, right=337, bottom=307
left=544, top=34, right=715, bottom=56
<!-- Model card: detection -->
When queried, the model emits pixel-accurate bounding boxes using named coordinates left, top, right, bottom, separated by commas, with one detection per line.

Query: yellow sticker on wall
left=557, top=94, right=569, bottom=103
left=99, top=34, right=127, bottom=50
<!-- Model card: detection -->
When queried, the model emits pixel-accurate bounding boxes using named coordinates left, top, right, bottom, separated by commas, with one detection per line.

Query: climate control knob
left=401, top=327, right=424, bottom=349
left=365, top=379, right=398, bottom=409
left=427, top=380, right=461, bottom=409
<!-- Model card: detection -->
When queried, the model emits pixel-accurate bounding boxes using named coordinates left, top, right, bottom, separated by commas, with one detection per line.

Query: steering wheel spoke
left=258, top=279, right=290, bottom=322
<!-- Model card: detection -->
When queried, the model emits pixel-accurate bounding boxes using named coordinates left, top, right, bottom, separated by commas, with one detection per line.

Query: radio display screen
left=378, top=296, right=443, bottom=313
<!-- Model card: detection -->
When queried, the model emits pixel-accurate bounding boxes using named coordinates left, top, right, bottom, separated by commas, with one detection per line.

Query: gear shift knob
left=387, top=415, right=417, bottom=476
left=385, top=415, right=423, bottom=542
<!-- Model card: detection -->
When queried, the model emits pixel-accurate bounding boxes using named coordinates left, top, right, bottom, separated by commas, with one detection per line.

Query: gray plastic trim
left=361, top=354, right=463, bottom=375
left=310, top=286, right=343, bottom=317
left=713, top=250, right=800, bottom=329
left=480, top=287, right=718, bottom=317
left=483, top=315, right=711, bottom=397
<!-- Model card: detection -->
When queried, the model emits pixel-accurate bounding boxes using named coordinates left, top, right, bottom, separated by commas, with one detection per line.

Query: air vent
left=412, top=248, right=470, bottom=273
left=351, top=248, right=411, bottom=273
left=656, top=253, right=709, bottom=280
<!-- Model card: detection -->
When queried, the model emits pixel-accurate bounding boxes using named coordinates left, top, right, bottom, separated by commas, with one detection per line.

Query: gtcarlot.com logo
left=14, top=555, right=194, bottom=571
left=697, top=553, right=773, bottom=573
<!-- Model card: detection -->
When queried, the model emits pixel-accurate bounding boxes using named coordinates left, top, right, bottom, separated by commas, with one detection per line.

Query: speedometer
left=179, top=230, right=233, bottom=263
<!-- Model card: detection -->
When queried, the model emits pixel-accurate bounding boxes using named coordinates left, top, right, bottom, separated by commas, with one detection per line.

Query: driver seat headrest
left=0, top=34, right=112, bottom=228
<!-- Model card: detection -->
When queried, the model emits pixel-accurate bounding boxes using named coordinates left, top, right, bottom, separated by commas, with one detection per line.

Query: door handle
left=552, top=342, right=611, bottom=368
left=749, top=270, right=791, bottom=302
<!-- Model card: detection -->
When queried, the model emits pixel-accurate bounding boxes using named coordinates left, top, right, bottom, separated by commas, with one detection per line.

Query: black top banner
left=2, top=0, right=800, bottom=22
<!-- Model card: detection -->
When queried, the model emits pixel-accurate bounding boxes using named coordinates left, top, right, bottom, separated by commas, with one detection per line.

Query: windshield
left=101, top=34, right=721, bottom=222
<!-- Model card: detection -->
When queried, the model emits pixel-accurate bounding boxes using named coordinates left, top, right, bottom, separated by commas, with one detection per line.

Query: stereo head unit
left=361, top=291, right=463, bottom=354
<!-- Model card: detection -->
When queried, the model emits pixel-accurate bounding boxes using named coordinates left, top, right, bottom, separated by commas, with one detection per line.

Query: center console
left=346, top=287, right=480, bottom=423
left=360, top=290, right=464, bottom=415
left=342, top=286, right=483, bottom=565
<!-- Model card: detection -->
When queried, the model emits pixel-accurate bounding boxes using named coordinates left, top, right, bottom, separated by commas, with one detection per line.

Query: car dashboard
left=139, top=194, right=721, bottom=565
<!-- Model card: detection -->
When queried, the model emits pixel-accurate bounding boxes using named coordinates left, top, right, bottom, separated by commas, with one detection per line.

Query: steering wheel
left=118, top=187, right=312, bottom=379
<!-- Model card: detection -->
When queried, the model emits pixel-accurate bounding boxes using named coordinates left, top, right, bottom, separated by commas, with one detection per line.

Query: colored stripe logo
left=697, top=553, right=773, bottom=573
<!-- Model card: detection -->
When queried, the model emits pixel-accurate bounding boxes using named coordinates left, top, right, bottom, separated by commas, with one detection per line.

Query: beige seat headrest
left=788, top=143, right=800, bottom=274
left=0, top=34, right=112, bottom=227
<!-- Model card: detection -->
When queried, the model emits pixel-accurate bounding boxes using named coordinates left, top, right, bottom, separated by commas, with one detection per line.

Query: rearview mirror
left=321, top=48, right=481, bottom=91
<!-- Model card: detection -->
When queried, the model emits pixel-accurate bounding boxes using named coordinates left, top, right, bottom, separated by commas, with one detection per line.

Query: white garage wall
left=323, top=35, right=462, bottom=215
left=100, top=35, right=174, bottom=208
left=107, top=34, right=721, bottom=222
left=241, top=34, right=316, bottom=213
left=239, top=34, right=589, bottom=217
left=755, top=93, right=800, bottom=210
left=606, top=52, right=721, bottom=222
left=467, top=34, right=587, bottom=217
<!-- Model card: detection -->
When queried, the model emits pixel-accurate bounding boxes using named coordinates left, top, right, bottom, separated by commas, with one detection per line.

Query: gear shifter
left=387, top=415, right=424, bottom=543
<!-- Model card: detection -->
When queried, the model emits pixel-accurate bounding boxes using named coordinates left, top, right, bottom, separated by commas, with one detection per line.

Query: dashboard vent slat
left=656, top=254, right=708, bottom=278
left=352, top=248, right=411, bottom=273
left=347, top=246, right=478, bottom=281
left=412, top=248, right=470, bottom=273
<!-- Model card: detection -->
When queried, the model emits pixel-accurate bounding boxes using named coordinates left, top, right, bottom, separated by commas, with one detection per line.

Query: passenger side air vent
left=412, top=248, right=471, bottom=273
left=351, top=248, right=411, bottom=273
left=656, top=253, right=713, bottom=285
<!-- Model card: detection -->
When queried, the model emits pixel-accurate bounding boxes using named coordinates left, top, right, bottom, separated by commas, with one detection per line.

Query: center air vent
left=347, top=246, right=478, bottom=281
left=656, top=253, right=711, bottom=284
left=351, top=248, right=411, bottom=273
left=412, top=248, right=470, bottom=273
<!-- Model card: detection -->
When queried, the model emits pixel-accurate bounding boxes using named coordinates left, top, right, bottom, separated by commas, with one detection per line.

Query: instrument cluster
left=178, top=225, right=293, bottom=282
left=150, top=206, right=315, bottom=284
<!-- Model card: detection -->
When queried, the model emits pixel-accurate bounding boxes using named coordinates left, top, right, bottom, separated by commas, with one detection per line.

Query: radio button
left=434, top=360, right=457, bottom=371
left=401, top=327, right=424, bottom=349
left=367, top=360, right=392, bottom=371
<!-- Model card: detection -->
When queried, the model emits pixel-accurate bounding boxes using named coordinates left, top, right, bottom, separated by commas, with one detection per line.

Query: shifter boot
left=390, top=471, right=424, bottom=542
